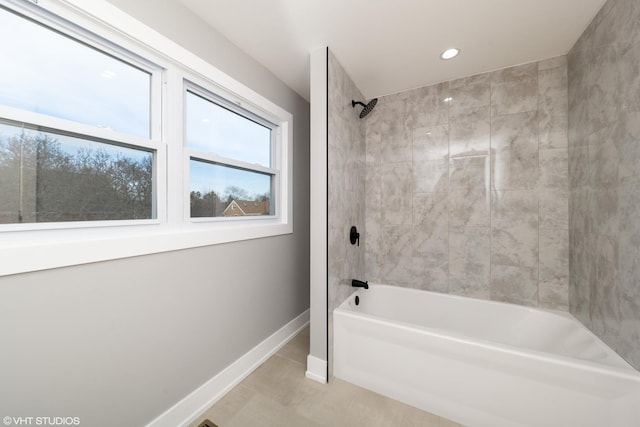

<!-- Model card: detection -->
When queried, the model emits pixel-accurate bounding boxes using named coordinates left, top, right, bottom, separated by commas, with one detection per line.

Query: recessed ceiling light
left=444, top=97, right=453, bottom=102
left=441, top=48, right=460, bottom=60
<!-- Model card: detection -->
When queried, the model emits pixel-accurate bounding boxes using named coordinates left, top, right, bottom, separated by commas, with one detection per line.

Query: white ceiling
left=179, top=0, right=606, bottom=102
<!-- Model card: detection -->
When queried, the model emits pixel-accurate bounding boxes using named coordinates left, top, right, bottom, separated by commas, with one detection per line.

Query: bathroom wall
left=568, top=0, right=640, bottom=368
left=365, top=57, right=569, bottom=310
left=327, top=51, right=366, bottom=375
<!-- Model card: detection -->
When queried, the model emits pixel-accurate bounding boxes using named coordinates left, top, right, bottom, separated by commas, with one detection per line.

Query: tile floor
left=190, top=326, right=461, bottom=427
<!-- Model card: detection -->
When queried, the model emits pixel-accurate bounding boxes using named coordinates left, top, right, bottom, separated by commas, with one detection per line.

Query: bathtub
left=333, top=284, right=640, bottom=427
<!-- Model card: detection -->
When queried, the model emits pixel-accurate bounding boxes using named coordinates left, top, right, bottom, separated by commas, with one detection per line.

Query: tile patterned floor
left=191, top=326, right=461, bottom=427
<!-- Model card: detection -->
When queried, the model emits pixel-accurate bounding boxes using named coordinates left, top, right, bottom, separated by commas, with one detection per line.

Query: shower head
left=352, top=98, right=378, bottom=119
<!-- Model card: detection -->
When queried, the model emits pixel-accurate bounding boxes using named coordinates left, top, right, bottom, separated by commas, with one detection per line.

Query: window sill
left=0, top=220, right=292, bottom=276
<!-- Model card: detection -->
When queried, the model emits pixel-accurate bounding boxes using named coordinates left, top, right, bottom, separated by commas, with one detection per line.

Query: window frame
left=183, top=80, right=281, bottom=223
left=0, top=0, right=294, bottom=276
left=0, top=0, right=166, bottom=232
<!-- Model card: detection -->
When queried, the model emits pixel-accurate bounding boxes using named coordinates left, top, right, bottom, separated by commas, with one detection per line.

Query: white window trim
left=183, top=78, right=281, bottom=222
left=0, top=0, right=294, bottom=276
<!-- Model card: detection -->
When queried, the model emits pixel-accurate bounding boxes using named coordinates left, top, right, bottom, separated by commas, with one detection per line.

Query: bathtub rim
left=335, top=284, right=640, bottom=381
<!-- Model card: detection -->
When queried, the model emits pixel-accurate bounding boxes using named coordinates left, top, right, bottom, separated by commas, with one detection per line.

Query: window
left=0, top=0, right=292, bottom=276
left=0, top=121, right=154, bottom=224
left=0, top=6, right=152, bottom=138
left=185, top=87, right=278, bottom=219
left=0, top=4, right=160, bottom=226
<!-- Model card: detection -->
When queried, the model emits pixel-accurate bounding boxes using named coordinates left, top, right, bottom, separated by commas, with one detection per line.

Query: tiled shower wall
left=327, top=51, right=366, bottom=374
left=365, top=57, right=569, bottom=309
left=568, top=0, right=640, bottom=368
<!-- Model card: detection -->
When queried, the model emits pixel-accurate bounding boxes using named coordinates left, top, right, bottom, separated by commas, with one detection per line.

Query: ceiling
left=178, top=0, right=606, bottom=102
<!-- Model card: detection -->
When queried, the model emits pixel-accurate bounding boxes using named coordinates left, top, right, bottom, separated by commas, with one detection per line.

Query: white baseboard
left=305, top=354, right=327, bottom=384
left=146, top=309, right=310, bottom=427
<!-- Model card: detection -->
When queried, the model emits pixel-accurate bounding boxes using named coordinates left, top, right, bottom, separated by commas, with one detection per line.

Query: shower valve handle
left=350, top=226, right=360, bottom=246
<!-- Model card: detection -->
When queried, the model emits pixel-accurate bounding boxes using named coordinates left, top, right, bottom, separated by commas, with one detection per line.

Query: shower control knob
left=350, top=226, right=360, bottom=246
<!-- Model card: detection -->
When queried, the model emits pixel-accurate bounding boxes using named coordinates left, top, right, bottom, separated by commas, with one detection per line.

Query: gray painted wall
left=568, top=0, right=640, bottom=368
left=0, top=1, right=310, bottom=425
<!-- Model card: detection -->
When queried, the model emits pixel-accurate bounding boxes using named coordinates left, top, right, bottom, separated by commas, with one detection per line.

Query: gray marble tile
left=411, top=260, right=449, bottom=293
left=539, top=188, right=569, bottom=230
left=590, top=188, right=619, bottom=237
left=491, top=227, right=538, bottom=269
left=538, top=63, right=569, bottom=150
left=406, top=82, right=450, bottom=129
left=379, top=225, right=414, bottom=286
left=539, top=228, right=569, bottom=284
left=490, top=112, right=539, bottom=191
left=413, top=225, right=448, bottom=266
left=449, top=107, right=491, bottom=157
left=615, top=111, right=640, bottom=180
left=588, top=126, right=618, bottom=190
left=449, top=76, right=491, bottom=121
left=491, top=78, right=538, bottom=117
left=618, top=319, right=640, bottom=369
left=592, top=0, right=640, bottom=49
left=380, top=162, right=413, bottom=226
left=619, top=174, right=640, bottom=306
left=569, top=272, right=591, bottom=327
left=413, top=159, right=448, bottom=193
left=568, top=145, right=589, bottom=189
left=380, top=129, right=412, bottom=164
left=449, top=263, right=490, bottom=300
left=618, top=39, right=640, bottom=114
left=539, top=148, right=569, bottom=190
left=448, top=186, right=490, bottom=230
left=490, top=264, right=539, bottom=307
left=590, top=234, right=620, bottom=339
left=617, top=162, right=640, bottom=368
left=366, top=117, right=382, bottom=164
left=449, top=227, right=491, bottom=268
left=491, top=190, right=539, bottom=230
left=588, top=45, right=624, bottom=135
left=539, top=278, right=569, bottom=311
left=412, top=125, right=449, bottom=162
left=567, top=49, right=591, bottom=145
left=449, top=156, right=489, bottom=189
left=411, top=193, right=449, bottom=274
left=413, top=192, right=448, bottom=228
left=376, top=98, right=406, bottom=137
left=364, top=251, right=381, bottom=283
left=491, top=63, right=538, bottom=116
left=360, top=56, right=571, bottom=316
left=491, top=111, right=538, bottom=152
left=491, top=147, right=539, bottom=191
left=491, top=190, right=539, bottom=269
left=569, top=188, right=591, bottom=237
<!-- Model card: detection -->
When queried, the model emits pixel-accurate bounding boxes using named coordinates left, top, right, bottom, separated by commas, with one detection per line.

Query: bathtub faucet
left=352, top=279, right=369, bottom=289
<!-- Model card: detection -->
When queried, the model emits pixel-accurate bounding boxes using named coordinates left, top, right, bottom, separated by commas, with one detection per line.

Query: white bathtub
left=333, top=284, right=640, bottom=427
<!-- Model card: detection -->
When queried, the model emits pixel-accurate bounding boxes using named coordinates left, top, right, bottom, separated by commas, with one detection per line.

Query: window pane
left=0, top=121, right=154, bottom=223
left=0, top=7, right=151, bottom=138
left=186, top=91, right=271, bottom=167
left=190, top=159, right=272, bottom=218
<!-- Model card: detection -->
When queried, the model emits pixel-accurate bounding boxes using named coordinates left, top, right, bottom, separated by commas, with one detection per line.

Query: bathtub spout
left=352, top=279, right=369, bottom=289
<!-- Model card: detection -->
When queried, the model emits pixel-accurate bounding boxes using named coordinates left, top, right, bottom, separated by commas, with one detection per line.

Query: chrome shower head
left=352, top=98, right=378, bottom=119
